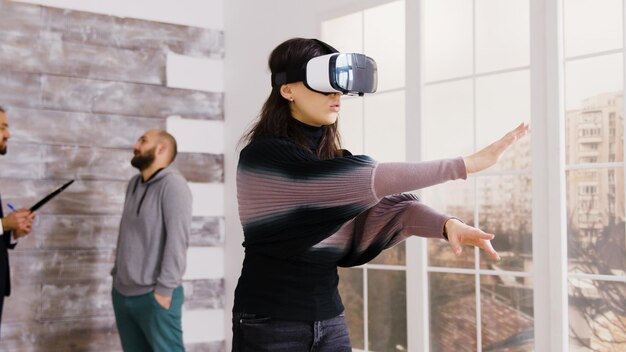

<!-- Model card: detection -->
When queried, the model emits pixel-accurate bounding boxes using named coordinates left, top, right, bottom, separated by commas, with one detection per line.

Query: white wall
left=12, top=0, right=223, bottom=29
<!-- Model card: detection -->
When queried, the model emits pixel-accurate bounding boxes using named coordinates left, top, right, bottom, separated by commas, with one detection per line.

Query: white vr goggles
left=272, top=52, right=378, bottom=96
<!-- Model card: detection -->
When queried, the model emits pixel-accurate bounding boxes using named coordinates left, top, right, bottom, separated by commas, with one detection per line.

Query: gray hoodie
left=112, top=167, right=192, bottom=297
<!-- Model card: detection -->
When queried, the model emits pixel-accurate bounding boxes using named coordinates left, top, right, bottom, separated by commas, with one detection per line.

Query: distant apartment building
left=566, top=92, right=626, bottom=351
left=565, top=92, right=625, bottom=243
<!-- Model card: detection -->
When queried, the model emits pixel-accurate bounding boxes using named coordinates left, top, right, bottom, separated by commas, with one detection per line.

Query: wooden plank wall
left=0, top=1, right=225, bottom=350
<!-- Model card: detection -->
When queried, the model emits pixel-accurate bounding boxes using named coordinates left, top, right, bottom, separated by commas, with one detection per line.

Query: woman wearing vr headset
left=232, top=37, right=529, bottom=351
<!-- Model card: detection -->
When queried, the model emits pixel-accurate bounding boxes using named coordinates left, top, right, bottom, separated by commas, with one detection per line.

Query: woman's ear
left=279, top=84, right=294, bottom=102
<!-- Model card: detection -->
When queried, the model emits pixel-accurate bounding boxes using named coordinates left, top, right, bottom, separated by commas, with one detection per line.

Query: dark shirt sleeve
left=237, top=137, right=467, bottom=258
left=338, top=193, right=451, bottom=266
left=238, top=138, right=379, bottom=256
left=373, top=158, right=467, bottom=198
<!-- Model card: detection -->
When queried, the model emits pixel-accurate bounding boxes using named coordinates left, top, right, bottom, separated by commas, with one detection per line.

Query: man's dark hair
left=0, top=106, right=5, bottom=113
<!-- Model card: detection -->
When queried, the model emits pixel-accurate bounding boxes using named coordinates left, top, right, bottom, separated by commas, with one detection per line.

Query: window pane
left=424, top=180, right=476, bottom=269
left=476, top=70, right=531, bottom=171
left=565, top=54, right=623, bottom=112
left=564, top=0, right=623, bottom=58
left=423, top=0, right=473, bottom=82
left=338, top=267, right=364, bottom=350
left=339, top=96, right=364, bottom=155
left=569, top=279, right=626, bottom=351
left=429, top=273, right=476, bottom=351
left=364, top=0, right=405, bottom=91
left=321, top=12, right=363, bottom=53
left=422, top=79, right=474, bottom=161
left=371, top=241, right=405, bottom=265
left=477, top=175, right=532, bottom=272
left=364, top=91, right=405, bottom=162
left=481, top=275, right=534, bottom=351
left=475, top=0, right=530, bottom=73
left=368, top=269, right=407, bottom=352
left=567, top=168, right=625, bottom=276
left=565, top=91, right=624, bottom=165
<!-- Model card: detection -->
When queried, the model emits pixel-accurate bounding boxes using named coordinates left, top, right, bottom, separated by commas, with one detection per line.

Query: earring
left=290, top=97, right=294, bottom=102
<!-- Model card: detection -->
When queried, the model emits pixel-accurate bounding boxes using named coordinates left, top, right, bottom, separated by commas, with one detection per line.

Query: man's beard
left=130, top=147, right=156, bottom=171
left=0, top=143, right=6, bottom=155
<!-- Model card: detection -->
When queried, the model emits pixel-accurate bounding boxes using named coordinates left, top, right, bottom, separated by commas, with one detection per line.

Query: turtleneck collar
left=293, top=118, right=324, bottom=153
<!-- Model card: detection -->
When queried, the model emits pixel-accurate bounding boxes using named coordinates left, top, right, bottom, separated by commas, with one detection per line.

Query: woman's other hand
left=445, top=218, right=500, bottom=261
left=463, top=122, right=529, bottom=174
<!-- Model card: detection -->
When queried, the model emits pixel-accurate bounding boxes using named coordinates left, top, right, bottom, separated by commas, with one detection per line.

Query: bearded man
left=111, top=129, right=192, bottom=352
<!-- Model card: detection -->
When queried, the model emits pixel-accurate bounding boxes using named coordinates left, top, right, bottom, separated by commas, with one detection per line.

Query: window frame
left=412, top=0, right=540, bottom=351
left=321, top=0, right=626, bottom=351
left=407, top=0, right=566, bottom=351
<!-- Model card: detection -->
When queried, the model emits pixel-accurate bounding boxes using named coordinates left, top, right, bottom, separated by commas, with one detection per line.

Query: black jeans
left=232, top=313, right=352, bottom=352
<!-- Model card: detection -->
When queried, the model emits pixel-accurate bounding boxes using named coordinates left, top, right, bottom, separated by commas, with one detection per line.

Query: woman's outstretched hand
left=463, top=122, right=529, bottom=174
left=445, top=218, right=500, bottom=261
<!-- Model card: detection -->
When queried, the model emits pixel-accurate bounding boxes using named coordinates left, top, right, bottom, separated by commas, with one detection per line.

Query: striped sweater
left=234, top=130, right=467, bottom=321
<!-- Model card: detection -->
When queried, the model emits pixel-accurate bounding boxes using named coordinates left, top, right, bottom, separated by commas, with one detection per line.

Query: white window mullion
left=361, top=10, right=367, bottom=156
left=475, top=273, right=482, bottom=352
left=531, top=0, right=568, bottom=351
left=405, top=238, right=428, bottom=352
left=472, top=160, right=479, bottom=352
left=472, top=1, right=483, bottom=349
left=622, top=0, right=626, bottom=316
left=361, top=10, right=368, bottom=352
left=405, top=1, right=428, bottom=351
left=363, top=267, right=369, bottom=351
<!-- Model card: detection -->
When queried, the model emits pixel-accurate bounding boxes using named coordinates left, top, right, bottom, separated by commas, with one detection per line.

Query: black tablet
left=30, top=179, right=75, bottom=211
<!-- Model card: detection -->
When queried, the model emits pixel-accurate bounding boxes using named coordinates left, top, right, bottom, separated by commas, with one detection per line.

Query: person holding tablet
left=0, top=105, right=36, bottom=336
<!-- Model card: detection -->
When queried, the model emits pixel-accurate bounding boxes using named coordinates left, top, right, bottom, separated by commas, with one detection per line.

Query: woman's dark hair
left=242, top=38, right=343, bottom=160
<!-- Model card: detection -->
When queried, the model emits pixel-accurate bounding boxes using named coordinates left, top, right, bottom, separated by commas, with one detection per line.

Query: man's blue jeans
left=232, top=312, right=352, bottom=352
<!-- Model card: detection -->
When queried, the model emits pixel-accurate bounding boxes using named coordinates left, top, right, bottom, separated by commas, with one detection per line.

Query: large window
left=421, top=0, right=533, bottom=350
left=564, top=1, right=626, bottom=351
left=322, top=0, right=626, bottom=351
left=322, top=1, right=407, bottom=351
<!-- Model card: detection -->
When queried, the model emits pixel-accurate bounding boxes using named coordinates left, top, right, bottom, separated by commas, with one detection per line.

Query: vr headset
left=271, top=40, right=378, bottom=96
